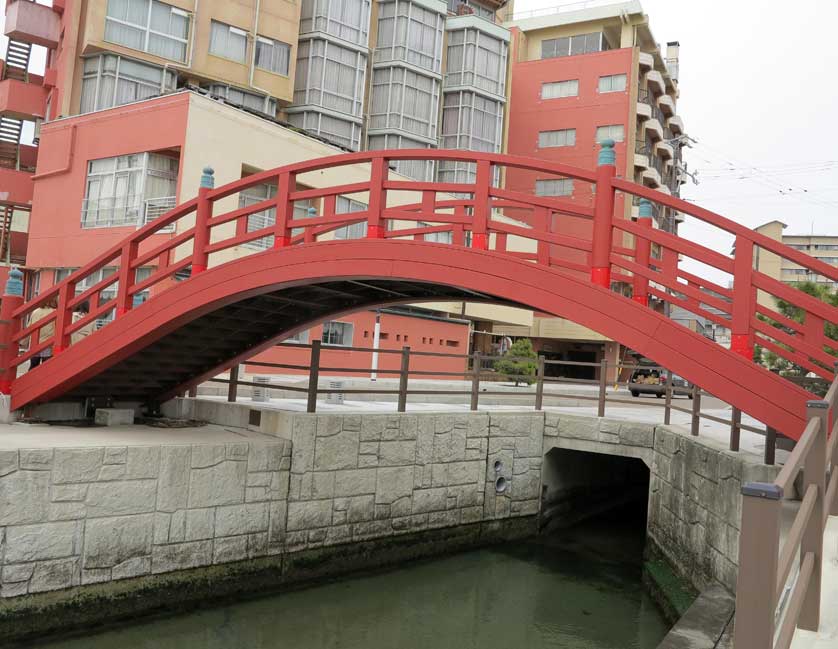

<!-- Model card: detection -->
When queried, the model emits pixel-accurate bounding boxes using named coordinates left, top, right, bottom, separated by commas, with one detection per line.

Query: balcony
left=641, top=167, right=661, bottom=188
left=0, top=167, right=34, bottom=205
left=644, top=117, right=663, bottom=141
left=646, top=70, right=665, bottom=96
left=0, top=77, right=48, bottom=120
left=667, top=115, right=684, bottom=135
left=655, top=140, right=674, bottom=160
left=639, top=51, right=654, bottom=71
left=634, top=140, right=651, bottom=170
left=636, top=100, right=651, bottom=121
left=4, top=0, right=60, bottom=49
left=658, top=94, right=675, bottom=117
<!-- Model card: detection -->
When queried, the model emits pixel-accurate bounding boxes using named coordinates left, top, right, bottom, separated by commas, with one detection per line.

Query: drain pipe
left=248, top=0, right=272, bottom=103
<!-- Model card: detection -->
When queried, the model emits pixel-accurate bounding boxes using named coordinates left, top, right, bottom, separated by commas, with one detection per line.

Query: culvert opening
left=539, top=447, right=651, bottom=559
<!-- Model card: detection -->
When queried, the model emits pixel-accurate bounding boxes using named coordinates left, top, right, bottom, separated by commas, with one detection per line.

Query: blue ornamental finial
left=4, top=267, right=23, bottom=297
left=200, top=166, right=215, bottom=189
left=638, top=198, right=653, bottom=218
left=307, top=206, right=317, bottom=218
left=597, top=138, right=616, bottom=166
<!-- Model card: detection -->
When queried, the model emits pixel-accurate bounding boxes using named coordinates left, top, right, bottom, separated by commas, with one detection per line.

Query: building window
left=81, top=152, right=178, bottom=229
left=541, top=79, right=578, bottom=99
left=813, top=244, right=838, bottom=251
left=80, top=54, right=176, bottom=114
left=255, top=36, right=292, bottom=75
left=595, top=124, right=625, bottom=143
left=286, top=330, right=310, bottom=344
left=445, top=27, right=508, bottom=98
left=419, top=222, right=452, bottom=244
left=369, top=66, right=440, bottom=140
left=787, top=244, right=809, bottom=250
left=205, top=83, right=277, bottom=117
left=238, top=183, right=314, bottom=249
left=105, top=0, right=190, bottom=62
left=538, top=128, right=576, bottom=148
left=334, top=197, right=368, bottom=239
left=210, top=21, right=248, bottom=63
left=375, top=0, right=445, bottom=73
left=300, top=0, right=371, bottom=46
left=541, top=32, right=609, bottom=59
left=447, top=0, right=495, bottom=22
left=598, top=73, right=626, bottom=93
left=367, top=133, right=435, bottom=181
left=535, top=178, right=574, bottom=197
left=293, top=39, right=366, bottom=117
left=322, top=321, right=353, bottom=346
left=439, top=91, right=503, bottom=184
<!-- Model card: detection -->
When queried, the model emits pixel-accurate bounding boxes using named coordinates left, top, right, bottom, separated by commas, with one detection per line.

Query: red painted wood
left=4, top=149, right=836, bottom=441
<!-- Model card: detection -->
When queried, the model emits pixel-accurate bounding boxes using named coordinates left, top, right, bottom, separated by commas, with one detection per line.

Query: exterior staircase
left=0, top=38, right=33, bottom=169
left=2, top=39, right=31, bottom=82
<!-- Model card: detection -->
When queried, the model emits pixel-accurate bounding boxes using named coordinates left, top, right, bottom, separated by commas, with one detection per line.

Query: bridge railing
left=203, top=342, right=786, bottom=461
left=3, top=146, right=838, bottom=406
left=734, top=374, right=838, bottom=649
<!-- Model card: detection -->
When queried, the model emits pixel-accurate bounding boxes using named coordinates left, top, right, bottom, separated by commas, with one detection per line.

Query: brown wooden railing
left=201, top=341, right=786, bottom=462
left=734, top=374, right=838, bottom=648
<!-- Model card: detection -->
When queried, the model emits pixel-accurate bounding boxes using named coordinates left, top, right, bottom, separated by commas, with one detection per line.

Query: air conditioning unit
left=326, top=380, right=344, bottom=405
left=252, top=376, right=271, bottom=402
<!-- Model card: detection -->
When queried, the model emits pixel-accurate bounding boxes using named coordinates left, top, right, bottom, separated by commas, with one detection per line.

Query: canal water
left=37, top=506, right=670, bottom=649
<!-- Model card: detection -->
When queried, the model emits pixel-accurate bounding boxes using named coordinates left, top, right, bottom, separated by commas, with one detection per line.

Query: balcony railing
left=81, top=195, right=178, bottom=231
left=638, top=87, right=666, bottom=125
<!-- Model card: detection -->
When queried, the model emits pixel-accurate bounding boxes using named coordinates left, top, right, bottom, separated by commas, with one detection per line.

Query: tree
left=494, top=338, right=537, bottom=386
left=758, top=280, right=838, bottom=376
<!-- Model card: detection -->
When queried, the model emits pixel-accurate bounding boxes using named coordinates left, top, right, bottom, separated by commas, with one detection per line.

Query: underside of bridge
left=60, top=280, right=516, bottom=404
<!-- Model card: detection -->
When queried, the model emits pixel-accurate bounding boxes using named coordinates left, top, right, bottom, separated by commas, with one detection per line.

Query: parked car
left=628, top=366, right=692, bottom=398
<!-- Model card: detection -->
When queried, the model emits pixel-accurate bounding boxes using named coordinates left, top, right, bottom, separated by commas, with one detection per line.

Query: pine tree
left=494, top=338, right=537, bottom=386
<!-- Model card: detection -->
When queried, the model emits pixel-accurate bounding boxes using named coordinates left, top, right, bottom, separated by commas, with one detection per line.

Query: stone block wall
left=647, top=425, right=779, bottom=592
left=282, top=412, right=543, bottom=552
left=0, top=440, right=290, bottom=598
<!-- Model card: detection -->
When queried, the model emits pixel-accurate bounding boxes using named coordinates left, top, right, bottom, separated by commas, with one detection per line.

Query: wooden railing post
left=731, top=234, right=754, bottom=360
left=470, top=351, right=481, bottom=411
left=115, top=241, right=138, bottom=317
left=273, top=170, right=295, bottom=248
left=397, top=346, right=410, bottom=413
left=734, top=482, right=782, bottom=649
left=534, top=355, right=545, bottom=411
left=471, top=160, right=491, bottom=251
left=597, top=358, right=607, bottom=417
left=632, top=199, right=653, bottom=306
left=307, top=340, right=321, bottom=413
left=730, top=407, right=741, bottom=452
left=51, top=281, right=73, bottom=354
left=800, top=399, right=828, bottom=631
left=366, top=156, right=388, bottom=239
left=227, top=364, right=239, bottom=403
left=0, top=267, right=23, bottom=394
left=764, top=426, right=776, bottom=466
left=187, top=385, right=197, bottom=398
left=191, top=167, right=214, bottom=275
left=663, top=371, right=672, bottom=425
left=590, top=139, right=616, bottom=288
left=690, top=384, right=701, bottom=436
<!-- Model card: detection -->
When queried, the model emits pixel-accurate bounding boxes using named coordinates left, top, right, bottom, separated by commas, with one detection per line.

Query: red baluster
left=191, top=166, right=214, bottom=274
left=591, top=140, right=617, bottom=288
left=731, top=234, right=755, bottom=359
left=367, top=157, right=388, bottom=239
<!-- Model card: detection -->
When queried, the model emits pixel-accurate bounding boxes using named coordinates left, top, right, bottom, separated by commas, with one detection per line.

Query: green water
left=37, top=512, right=670, bottom=649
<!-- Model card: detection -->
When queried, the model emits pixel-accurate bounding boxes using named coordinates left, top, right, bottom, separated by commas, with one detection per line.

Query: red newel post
left=632, top=198, right=653, bottom=306
left=471, top=160, right=491, bottom=251
left=367, top=157, right=388, bottom=239
left=731, top=234, right=754, bottom=359
left=591, top=139, right=616, bottom=288
left=273, top=171, right=294, bottom=248
left=115, top=240, right=138, bottom=318
left=191, top=166, right=214, bottom=275
left=52, top=281, right=74, bottom=353
left=0, top=267, right=24, bottom=394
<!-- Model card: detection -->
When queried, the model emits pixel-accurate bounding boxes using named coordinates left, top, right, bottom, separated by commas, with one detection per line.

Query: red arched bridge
left=2, top=145, right=838, bottom=439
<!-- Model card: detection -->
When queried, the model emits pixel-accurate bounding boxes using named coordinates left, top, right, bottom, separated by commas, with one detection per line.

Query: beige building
left=754, top=221, right=838, bottom=305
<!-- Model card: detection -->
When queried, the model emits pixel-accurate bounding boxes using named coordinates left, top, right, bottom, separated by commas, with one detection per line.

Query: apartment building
left=1, top=0, right=526, bottom=375
left=487, top=0, right=688, bottom=377
left=754, top=221, right=838, bottom=302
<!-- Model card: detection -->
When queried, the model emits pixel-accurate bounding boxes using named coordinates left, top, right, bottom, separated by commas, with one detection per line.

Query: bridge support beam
left=591, top=140, right=616, bottom=289
left=0, top=267, right=23, bottom=394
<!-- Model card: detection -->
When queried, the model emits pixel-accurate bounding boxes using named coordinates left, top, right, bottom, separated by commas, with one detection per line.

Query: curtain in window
left=210, top=21, right=246, bottom=62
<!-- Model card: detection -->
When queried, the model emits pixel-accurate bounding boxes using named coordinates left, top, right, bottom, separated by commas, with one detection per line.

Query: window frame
left=209, top=20, right=249, bottom=64
left=104, top=0, right=190, bottom=63
left=255, top=35, right=292, bottom=76
left=541, top=79, right=578, bottom=99
left=538, top=128, right=576, bottom=149
left=535, top=178, right=574, bottom=197
left=595, top=124, right=625, bottom=143
left=598, top=73, right=627, bottom=93
left=322, top=321, right=354, bottom=347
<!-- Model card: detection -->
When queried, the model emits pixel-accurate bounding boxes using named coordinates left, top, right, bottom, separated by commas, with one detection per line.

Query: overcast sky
left=518, top=0, right=838, bottom=274
left=4, top=0, right=837, bottom=267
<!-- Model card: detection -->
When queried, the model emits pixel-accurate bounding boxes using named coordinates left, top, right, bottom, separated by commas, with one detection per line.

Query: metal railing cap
left=741, top=482, right=784, bottom=500
left=806, top=399, right=829, bottom=409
